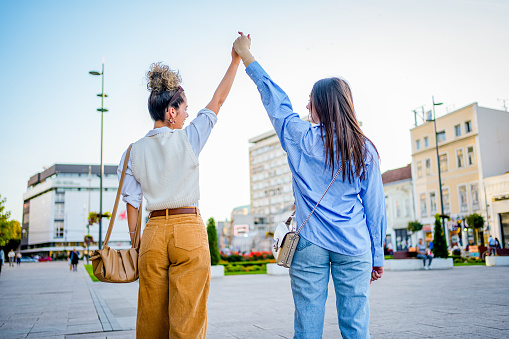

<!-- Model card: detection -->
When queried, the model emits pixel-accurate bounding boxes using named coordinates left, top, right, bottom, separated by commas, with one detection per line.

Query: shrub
left=207, top=218, right=221, bottom=265
left=432, top=214, right=449, bottom=258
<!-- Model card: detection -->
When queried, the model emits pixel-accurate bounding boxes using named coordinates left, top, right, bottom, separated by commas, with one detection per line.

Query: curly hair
left=145, top=62, right=185, bottom=121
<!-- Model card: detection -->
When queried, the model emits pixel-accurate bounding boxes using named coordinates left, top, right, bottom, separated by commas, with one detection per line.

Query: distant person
left=8, top=249, right=15, bottom=267
left=416, top=238, right=433, bottom=269
left=0, top=248, right=4, bottom=275
left=387, top=242, right=394, bottom=255
left=16, top=251, right=22, bottom=266
left=495, top=238, right=501, bottom=249
left=488, top=235, right=496, bottom=256
left=234, top=32, right=386, bottom=338
left=70, top=248, right=79, bottom=272
left=118, top=39, right=241, bottom=338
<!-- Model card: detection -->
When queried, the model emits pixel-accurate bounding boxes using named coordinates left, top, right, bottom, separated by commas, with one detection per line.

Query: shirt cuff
left=122, top=195, right=142, bottom=209
left=372, top=249, right=385, bottom=267
left=245, top=61, right=266, bottom=84
left=197, top=108, right=218, bottom=126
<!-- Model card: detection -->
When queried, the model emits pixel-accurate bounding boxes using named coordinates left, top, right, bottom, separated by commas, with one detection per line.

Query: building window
left=55, top=222, right=64, bottom=238
left=437, top=131, right=446, bottom=143
left=55, top=204, right=65, bottom=219
left=443, top=188, right=451, bottom=214
left=467, top=146, right=475, bottom=166
left=425, top=158, right=431, bottom=176
left=470, top=183, right=480, bottom=211
left=458, top=184, right=468, bottom=212
left=420, top=193, right=427, bottom=218
left=465, top=120, right=472, bottom=133
left=423, top=136, right=429, bottom=147
left=454, top=124, right=461, bottom=137
left=415, top=139, right=421, bottom=150
left=55, top=192, right=65, bottom=203
left=439, top=154, right=448, bottom=172
left=395, top=200, right=401, bottom=218
left=429, top=191, right=437, bottom=214
left=405, top=199, right=411, bottom=217
left=456, top=149, right=464, bottom=168
left=417, top=161, right=423, bottom=178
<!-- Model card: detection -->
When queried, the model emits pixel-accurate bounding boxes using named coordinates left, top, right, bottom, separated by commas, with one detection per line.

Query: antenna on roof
left=498, top=98, right=507, bottom=112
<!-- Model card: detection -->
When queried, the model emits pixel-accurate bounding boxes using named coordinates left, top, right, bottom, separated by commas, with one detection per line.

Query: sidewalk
left=1, top=261, right=508, bottom=338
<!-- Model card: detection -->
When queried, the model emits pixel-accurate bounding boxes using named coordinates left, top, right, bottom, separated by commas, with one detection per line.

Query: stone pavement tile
left=225, top=326, right=290, bottom=339
left=66, top=323, right=104, bottom=334
left=65, top=332, right=108, bottom=339
left=0, top=329, right=30, bottom=339
left=25, top=334, right=65, bottom=339
left=372, top=331, right=430, bottom=339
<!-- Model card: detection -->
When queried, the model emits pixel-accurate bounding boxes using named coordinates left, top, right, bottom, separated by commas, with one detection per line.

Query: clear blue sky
left=1, top=0, right=508, bottom=223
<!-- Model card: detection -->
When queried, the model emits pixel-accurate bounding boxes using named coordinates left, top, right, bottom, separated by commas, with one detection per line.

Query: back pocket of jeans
left=174, top=219, right=205, bottom=251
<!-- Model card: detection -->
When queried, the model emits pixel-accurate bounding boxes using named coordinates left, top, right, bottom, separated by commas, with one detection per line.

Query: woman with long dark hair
left=118, top=44, right=241, bottom=338
left=234, top=33, right=386, bottom=338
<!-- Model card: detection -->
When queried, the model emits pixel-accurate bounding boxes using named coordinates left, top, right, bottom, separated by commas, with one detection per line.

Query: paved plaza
left=0, top=261, right=508, bottom=338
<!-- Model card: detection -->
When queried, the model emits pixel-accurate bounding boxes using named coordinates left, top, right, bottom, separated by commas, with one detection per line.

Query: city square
left=1, top=1, right=509, bottom=339
left=1, top=262, right=508, bottom=338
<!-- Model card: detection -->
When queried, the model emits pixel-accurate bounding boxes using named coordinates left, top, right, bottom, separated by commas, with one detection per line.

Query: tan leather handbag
left=90, top=144, right=143, bottom=283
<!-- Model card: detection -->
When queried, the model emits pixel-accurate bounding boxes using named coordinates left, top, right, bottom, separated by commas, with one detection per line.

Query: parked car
left=20, top=256, right=38, bottom=262
left=38, top=256, right=52, bottom=262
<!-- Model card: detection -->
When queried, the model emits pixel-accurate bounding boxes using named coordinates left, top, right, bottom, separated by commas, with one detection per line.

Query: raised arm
left=205, top=46, right=241, bottom=115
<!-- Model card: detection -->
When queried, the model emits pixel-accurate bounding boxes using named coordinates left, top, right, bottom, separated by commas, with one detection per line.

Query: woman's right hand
left=234, top=32, right=253, bottom=64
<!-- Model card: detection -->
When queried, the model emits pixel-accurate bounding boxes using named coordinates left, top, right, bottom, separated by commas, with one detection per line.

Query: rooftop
left=382, top=164, right=412, bottom=184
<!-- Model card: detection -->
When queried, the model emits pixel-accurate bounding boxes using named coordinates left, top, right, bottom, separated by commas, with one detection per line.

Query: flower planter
left=210, top=265, right=225, bottom=278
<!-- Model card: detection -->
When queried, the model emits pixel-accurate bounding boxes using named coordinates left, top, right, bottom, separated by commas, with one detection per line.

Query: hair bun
left=146, top=62, right=181, bottom=93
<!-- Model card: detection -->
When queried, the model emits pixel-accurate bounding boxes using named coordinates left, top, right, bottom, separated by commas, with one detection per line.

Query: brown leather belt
left=148, top=207, right=199, bottom=219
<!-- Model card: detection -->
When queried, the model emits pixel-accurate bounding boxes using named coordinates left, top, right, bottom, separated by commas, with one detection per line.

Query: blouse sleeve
left=117, top=149, right=142, bottom=209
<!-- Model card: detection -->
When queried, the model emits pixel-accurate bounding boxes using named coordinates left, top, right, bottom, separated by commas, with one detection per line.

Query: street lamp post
left=431, top=96, right=449, bottom=247
left=89, top=58, right=108, bottom=249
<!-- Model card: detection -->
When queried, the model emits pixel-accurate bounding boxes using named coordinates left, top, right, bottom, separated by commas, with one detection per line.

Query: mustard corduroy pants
left=136, top=212, right=211, bottom=338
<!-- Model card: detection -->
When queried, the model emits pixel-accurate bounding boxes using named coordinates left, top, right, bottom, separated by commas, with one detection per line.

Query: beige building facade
left=410, top=103, right=509, bottom=246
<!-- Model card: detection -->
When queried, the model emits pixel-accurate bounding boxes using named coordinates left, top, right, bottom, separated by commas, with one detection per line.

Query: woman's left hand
left=370, top=266, right=384, bottom=284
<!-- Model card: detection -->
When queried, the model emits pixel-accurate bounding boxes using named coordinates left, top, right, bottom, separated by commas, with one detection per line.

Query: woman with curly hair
left=118, top=44, right=241, bottom=338
left=234, top=32, right=386, bottom=339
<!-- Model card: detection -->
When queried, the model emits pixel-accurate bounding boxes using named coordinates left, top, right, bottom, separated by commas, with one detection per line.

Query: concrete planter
left=486, top=256, right=509, bottom=267
left=211, top=265, right=225, bottom=278
left=385, top=258, right=453, bottom=271
left=267, top=263, right=289, bottom=275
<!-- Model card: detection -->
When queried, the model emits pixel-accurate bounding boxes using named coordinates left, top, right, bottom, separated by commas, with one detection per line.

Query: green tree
left=432, top=214, right=448, bottom=258
left=407, top=220, right=423, bottom=233
left=0, top=195, right=21, bottom=247
left=465, top=213, right=484, bottom=246
left=206, top=217, right=221, bottom=265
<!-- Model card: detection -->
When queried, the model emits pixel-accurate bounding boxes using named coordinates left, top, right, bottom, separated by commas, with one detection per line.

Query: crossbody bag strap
left=103, top=144, right=143, bottom=249
left=294, top=165, right=343, bottom=235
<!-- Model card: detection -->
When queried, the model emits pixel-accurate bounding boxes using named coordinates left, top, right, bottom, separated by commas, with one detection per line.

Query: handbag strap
left=293, top=165, right=343, bottom=235
left=103, top=144, right=143, bottom=249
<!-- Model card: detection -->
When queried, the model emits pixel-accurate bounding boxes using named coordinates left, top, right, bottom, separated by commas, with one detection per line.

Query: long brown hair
left=310, top=77, right=378, bottom=182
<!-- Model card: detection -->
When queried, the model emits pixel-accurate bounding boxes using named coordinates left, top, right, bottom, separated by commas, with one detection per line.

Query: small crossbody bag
left=272, top=165, right=343, bottom=268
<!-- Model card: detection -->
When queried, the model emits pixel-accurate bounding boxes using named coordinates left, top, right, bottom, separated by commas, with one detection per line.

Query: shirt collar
left=145, top=126, right=173, bottom=137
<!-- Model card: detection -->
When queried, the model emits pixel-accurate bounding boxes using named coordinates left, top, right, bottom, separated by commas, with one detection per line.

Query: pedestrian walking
left=0, top=248, right=4, bottom=275
left=8, top=249, right=15, bottom=267
left=118, top=40, right=241, bottom=338
left=16, top=251, right=22, bottom=266
left=70, top=248, right=79, bottom=272
left=234, top=32, right=386, bottom=339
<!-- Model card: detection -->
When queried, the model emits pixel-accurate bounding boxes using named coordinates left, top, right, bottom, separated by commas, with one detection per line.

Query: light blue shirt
left=118, top=108, right=217, bottom=209
left=246, top=61, right=387, bottom=267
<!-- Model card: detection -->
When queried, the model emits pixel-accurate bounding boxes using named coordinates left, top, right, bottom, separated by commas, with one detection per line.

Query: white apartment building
left=249, top=130, right=294, bottom=229
left=382, top=164, right=417, bottom=251
left=21, top=164, right=142, bottom=257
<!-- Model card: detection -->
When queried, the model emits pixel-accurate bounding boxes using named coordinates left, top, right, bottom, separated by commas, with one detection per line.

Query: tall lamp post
left=89, top=57, right=108, bottom=249
left=429, top=96, right=448, bottom=246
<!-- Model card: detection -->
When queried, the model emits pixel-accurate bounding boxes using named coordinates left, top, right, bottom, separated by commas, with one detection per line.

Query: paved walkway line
left=82, top=269, right=123, bottom=332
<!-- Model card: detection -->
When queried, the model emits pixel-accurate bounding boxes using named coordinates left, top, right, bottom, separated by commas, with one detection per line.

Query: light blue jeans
left=289, top=237, right=372, bottom=339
